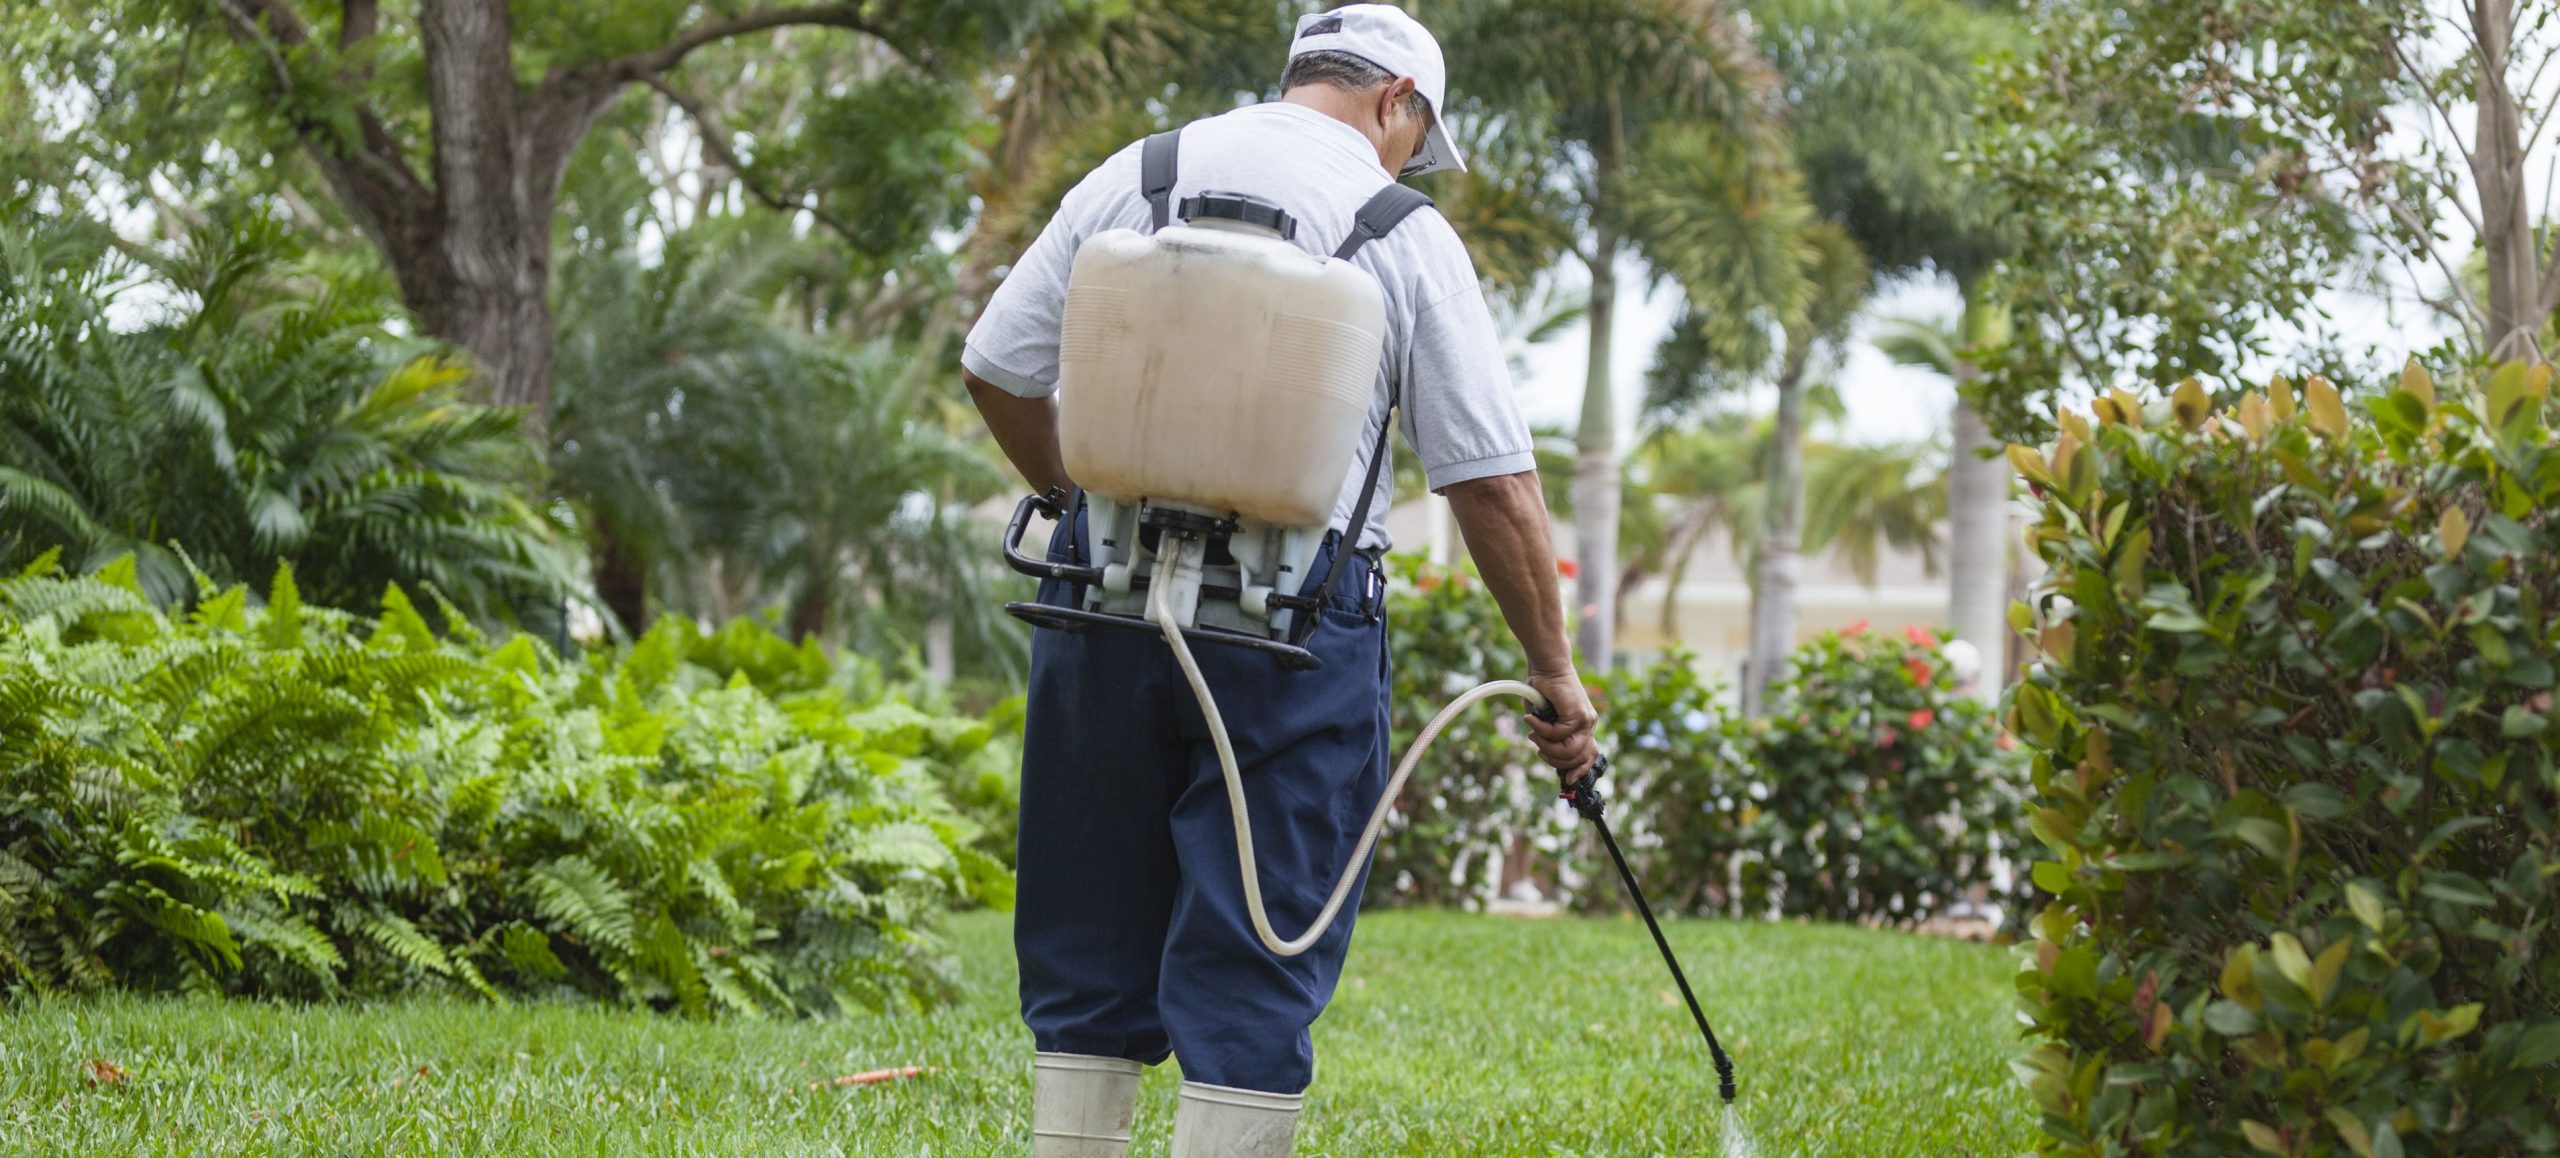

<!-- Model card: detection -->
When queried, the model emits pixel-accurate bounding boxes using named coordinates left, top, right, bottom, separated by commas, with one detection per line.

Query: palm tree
left=549, top=212, right=805, bottom=635
left=1443, top=0, right=1794, bottom=670
left=1874, top=307, right=2011, bottom=699
left=0, top=211, right=566, bottom=618
left=725, top=340, right=1013, bottom=664
left=1624, top=403, right=1944, bottom=650
left=1750, top=0, right=2019, bottom=701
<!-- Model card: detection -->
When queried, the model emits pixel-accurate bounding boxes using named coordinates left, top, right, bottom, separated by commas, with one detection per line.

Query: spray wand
left=1537, top=706, right=1741, bottom=1105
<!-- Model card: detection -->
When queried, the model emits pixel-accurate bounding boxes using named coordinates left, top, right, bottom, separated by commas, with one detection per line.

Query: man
left=962, top=7, right=1600, bottom=1155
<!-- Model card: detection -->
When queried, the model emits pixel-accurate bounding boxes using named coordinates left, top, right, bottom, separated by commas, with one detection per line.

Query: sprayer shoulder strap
left=1299, top=183, right=1437, bottom=631
left=1330, top=184, right=1436, bottom=262
left=1141, top=130, right=1182, bottom=232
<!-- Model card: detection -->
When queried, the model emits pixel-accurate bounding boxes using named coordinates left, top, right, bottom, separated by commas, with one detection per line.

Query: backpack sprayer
left=997, top=131, right=1737, bottom=1105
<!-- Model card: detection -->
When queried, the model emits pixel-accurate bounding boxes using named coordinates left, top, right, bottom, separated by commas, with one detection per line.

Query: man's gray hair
left=1282, top=50, right=1432, bottom=124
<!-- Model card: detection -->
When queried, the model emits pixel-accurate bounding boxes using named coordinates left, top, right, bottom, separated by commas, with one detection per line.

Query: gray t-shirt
left=963, top=101, right=1535, bottom=551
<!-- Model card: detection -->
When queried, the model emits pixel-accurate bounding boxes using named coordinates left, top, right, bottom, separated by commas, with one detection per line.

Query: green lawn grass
left=0, top=910, right=2035, bottom=1156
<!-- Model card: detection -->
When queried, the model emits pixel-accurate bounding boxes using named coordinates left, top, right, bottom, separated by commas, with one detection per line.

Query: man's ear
left=1380, top=76, right=1418, bottom=124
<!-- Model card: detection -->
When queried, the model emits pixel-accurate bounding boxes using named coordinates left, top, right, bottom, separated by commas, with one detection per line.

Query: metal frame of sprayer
left=1002, top=487, right=1338, bottom=671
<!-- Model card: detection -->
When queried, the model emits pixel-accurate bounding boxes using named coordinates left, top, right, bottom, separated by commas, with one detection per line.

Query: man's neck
left=1281, top=87, right=1388, bottom=167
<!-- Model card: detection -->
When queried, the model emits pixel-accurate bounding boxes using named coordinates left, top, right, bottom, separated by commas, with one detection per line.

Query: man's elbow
left=1442, top=470, right=1544, bottom=515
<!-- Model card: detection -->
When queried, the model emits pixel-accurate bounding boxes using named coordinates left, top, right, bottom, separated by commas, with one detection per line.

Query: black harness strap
left=1330, top=184, right=1436, bottom=261
left=1141, top=130, right=1182, bottom=232
left=1302, top=183, right=1438, bottom=637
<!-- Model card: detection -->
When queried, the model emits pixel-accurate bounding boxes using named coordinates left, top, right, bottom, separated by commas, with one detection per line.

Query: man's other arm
left=1442, top=470, right=1600, bottom=778
left=965, top=368, right=1074, bottom=496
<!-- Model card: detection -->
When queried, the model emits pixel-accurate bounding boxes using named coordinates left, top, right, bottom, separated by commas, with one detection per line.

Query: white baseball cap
left=1287, top=5, right=1467, bottom=178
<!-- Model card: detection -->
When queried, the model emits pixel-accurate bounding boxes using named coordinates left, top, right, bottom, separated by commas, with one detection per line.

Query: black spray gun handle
left=1528, top=703, right=1610, bottom=823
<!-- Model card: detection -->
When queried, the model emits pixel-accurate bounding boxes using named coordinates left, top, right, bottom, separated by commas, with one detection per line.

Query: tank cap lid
left=1178, top=191, right=1297, bottom=240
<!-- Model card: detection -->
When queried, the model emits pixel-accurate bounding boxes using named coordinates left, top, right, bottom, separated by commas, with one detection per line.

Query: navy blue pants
left=1015, top=503, right=1390, bottom=1094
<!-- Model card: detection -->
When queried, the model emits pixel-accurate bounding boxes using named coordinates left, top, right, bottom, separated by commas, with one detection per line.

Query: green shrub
left=1371, top=555, right=2020, bottom=922
left=2009, top=368, right=2560, bottom=1155
left=0, top=554, right=1012, bottom=1014
left=1597, top=627, right=2021, bottom=923
left=1366, top=556, right=1574, bottom=906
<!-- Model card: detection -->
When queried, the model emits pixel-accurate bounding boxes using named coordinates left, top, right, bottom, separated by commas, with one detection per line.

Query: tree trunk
left=2471, top=1, right=2543, bottom=362
left=925, top=615, right=956, bottom=684
left=1573, top=103, right=1628, bottom=672
left=787, top=579, right=832, bottom=643
left=1573, top=228, right=1621, bottom=671
left=415, top=0, right=568, bottom=417
left=1744, top=341, right=1811, bottom=715
left=591, top=521, right=649, bottom=637
left=1944, top=280, right=2013, bottom=702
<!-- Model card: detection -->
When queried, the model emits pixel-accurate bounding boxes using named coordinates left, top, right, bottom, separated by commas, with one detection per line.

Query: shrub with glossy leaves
left=1372, top=553, right=2019, bottom=920
left=1597, top=627, right=2019, bottom=922
left=1366, top=555, right=1574, bottom=907
left=0, top=554, right=1013, bottom=1014
left=2009, top=366, right=2560, bottom=1155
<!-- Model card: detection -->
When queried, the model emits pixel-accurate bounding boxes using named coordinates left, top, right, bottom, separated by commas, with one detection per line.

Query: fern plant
left=0, top=207, right=567, bottom=619
left=0, top=552, right=1014, bottom=1014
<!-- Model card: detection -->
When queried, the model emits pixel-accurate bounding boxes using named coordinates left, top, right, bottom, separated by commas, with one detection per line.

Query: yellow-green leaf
left=2007, top=443, right=2056, bottom=487
left=2439, top=506, right=2469, bottom=557
left=2222, top=944, right=2262, bottom=1010
left=2241, top=1119, right=2287, bottom=1154
left=2306, top=374, right=2349, bottom=438
left=2270, top=932, right=2313, bottom=989
left=2347, top=881, right=2387, bottom=931
left=2399, top=358, right=2436, bottom=408
left=2269, top=375, right=2298, bottom=421
left=2172, top=377, right=2210, bottom=431
left=2237, top=392, right=2271, bottom=442
left=2146, top=1001, right=2174, bottom=1050
left=2327, top=1107, right=2375, bottom=1158
left=2309, top=938, right=2349, bottom=1006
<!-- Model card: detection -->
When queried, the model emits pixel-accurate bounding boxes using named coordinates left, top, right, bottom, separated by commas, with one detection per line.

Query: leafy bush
left=1598, top=626, right=2020, bottom=923
left=1366, top=557, right=1573, bottom=906
left=1370, top=555, right=2020, bottom=923
left=0, top=209, right=567, bottom=619
left=2009, top=368, right=2560, bottom=1155
left=0, top=554, right=1014, bottom=1014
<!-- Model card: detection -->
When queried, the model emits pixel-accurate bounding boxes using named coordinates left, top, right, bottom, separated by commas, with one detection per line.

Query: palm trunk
left=1945, top=280, right=2013, bottom=701
left=1573, top=103, right=1627, bottom=671
left=1744, top=341, right=1811, bottom=715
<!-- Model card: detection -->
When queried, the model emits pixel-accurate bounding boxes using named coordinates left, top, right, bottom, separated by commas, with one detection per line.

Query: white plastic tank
left=1057, top=194, right=1386, bottom=528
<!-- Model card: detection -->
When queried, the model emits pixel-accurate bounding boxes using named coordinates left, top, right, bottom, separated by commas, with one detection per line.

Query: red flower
left=1997, top=733, right=2017, bottom=751
left=1877, top=726, right=1900, bottom=749
left=1842, top=619, right=1872, bottom=636
left=1908, top=708, right=1935, bottom=731
left=1905, top=624, right=1939, bottom=647
left=1904, top=658, right=1935, bottom=685
left=1555, top=557, right=1580, bottom=579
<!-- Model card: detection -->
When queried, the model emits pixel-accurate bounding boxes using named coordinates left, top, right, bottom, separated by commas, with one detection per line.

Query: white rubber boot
left=1032, top=1053, right=1143, bottom=1157
left=1169, top=1080, right=1302, bottom=1157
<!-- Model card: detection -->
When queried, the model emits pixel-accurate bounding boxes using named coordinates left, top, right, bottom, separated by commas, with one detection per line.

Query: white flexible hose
left=1148, top=551, right=1548, bottom=957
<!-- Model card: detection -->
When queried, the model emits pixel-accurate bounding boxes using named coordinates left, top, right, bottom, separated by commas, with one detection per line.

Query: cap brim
left=1399, top=117, right=1467, bottom=178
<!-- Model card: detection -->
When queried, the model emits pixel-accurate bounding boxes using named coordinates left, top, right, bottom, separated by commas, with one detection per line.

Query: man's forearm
left=964, top=369, right=1074, bottom=494
left=1443, top=471, right=1574, bottom=674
